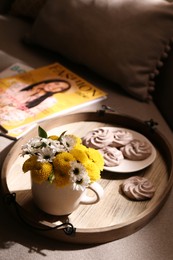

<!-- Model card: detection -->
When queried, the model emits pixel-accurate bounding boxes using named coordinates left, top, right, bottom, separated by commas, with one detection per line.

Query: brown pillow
left=10, top=0, right=47, bottom=20
left=28, top=0, right=173, bottom=101
left=0, top=0, right=13, bottom=13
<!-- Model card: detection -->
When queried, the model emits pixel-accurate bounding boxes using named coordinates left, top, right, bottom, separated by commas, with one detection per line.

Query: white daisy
left=53, top=140, right=67, bottom=153
left=72, top=174, right=90, bottom=191
left=60, top=135, right=76, bottom=151
left=69, top=161, right=90, bottom=190
left=69, top=161, right=86, bottom=178
left=37, top=146, right=56, bottom=162
left=21, top=138, right=40, bottom=156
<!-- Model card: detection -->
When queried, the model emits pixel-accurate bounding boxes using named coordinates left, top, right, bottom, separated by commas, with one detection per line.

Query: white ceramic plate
left=84, top=127, right=157, bottom=173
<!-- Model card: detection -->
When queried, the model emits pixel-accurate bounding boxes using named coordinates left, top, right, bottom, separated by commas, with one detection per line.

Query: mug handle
left=80, top=182, right=104, bottom=205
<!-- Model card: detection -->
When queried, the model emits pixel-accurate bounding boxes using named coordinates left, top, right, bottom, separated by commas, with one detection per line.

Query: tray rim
left=1, top=111, right=173, bottom=244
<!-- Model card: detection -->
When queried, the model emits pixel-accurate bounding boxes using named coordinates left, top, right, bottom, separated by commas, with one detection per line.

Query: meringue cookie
left=121, top=176, right=155, bottom=201
left=99, top=146, right=124, bottom=167
left=82, top=127, right=113, bottom=149
left=120, top=139, right=152, bottom=160
left=110, top=129, right=133, bottom=147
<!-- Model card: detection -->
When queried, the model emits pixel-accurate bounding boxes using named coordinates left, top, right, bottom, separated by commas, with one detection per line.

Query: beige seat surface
left=0, top=14, right=173, bottom=260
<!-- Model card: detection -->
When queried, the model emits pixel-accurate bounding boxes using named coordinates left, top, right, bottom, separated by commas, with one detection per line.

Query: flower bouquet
left=21, top=126, right=104, bottom=215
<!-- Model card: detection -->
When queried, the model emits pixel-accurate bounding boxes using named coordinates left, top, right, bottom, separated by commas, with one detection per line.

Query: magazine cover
left=0, top=63, right=107, bottom=138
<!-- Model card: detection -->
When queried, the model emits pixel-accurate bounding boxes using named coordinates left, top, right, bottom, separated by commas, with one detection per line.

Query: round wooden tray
left=1, top=111, right=173, bottom=244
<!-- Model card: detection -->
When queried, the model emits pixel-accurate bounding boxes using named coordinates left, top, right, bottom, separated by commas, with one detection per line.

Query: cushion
left=28, top=0, right=173, bottom=101
left=154, top=43, right=173, bottom=130
left=0, top=0, right=13, bottom=13
left=10, top=0, right=47, bottom=20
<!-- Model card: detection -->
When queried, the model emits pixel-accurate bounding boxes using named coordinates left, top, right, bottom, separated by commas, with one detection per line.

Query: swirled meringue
left=121, top=176, right=155, bottom=200
left=120, top=139, right=152, bottom=160
left=110, top=129, right=133, bottom=147
left=82, top=127, right=113, bottom=149
left=99, top=146, right=124, bottom=167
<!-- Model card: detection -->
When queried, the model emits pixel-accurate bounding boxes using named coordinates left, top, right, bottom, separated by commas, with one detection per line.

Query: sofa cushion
left=10, top=0, right=47, bottom=20
left=154, top=44, right=173, bottom=130
left=0, top=0, right=13, bottom=13
left=28, top=0, right=173, bottom=102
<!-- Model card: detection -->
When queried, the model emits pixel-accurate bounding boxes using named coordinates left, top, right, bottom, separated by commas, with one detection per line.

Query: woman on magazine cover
left=20, top=79, right=71, bottom=108
left=0, top=78, right=71, bottom=123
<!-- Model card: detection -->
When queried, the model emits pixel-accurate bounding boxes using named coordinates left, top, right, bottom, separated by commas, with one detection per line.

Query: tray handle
left=3, top=192, right=76, bottom=235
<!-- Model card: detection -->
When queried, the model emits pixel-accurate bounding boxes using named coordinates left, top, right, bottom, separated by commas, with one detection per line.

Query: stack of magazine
left=0, top=62, right=107, bottom=139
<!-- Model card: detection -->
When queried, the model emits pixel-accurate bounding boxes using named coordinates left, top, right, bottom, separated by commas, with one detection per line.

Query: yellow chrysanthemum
left=70, top=146, right=89, bottom=164
left=48, top=135, right=59, bottom=140
left=84, top=161, right=101, bottom=182
left=22, top=127, right=104, bottom=189
left=31, top=162, right=53, bottom=183
left=53, top=152, right=75, bottom=173
left=53, top=170, right=70, bottom=187
left=22, top=156, right=39, bottom=172
left=74, top=143, right=87, bottom=151
left=86, top=148, right=104, bottom=171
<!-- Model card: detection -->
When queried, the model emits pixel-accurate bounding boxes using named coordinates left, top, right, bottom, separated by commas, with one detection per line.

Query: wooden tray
left=1, top=111, right=173, bottom=244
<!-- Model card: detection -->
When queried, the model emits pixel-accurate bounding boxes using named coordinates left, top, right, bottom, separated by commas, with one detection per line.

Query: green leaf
left=48, top=172, right=55, bottom=183
left=38, top=126, right=48, bottom=138
left=58, top=130, right=67, bottom=141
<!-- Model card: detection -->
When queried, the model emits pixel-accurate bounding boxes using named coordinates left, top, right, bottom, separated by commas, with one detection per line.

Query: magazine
left=0, top=62, right=33, bottom=78
left=0, top=62, right=107, bottom=138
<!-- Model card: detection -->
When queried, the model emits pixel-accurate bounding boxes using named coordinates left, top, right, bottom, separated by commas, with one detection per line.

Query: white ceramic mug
left=32, top=180, right=104, bottom=216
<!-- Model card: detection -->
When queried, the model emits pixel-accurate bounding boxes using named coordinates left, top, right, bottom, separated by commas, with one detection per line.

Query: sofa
left=0, top=1, right=173, bottom=260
